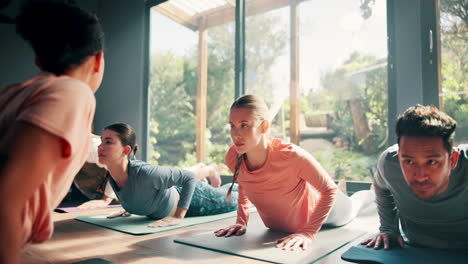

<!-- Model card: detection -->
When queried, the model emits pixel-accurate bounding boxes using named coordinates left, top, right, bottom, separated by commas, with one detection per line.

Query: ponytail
left=130, top=144, right=139, bottom=159
left=227, top=154, right=244, bottom=200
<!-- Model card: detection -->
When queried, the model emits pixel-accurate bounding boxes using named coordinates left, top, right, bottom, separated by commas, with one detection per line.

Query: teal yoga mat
left=174, top=212, right=367, bottom=264
left=75, top=208, right=255, bottom=235
left=341, top=244, right=468, bottom=264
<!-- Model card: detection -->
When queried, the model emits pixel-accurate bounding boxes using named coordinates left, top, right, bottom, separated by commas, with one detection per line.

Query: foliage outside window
left=149, top=11, right=197, bottom=166
left=298, top=0, right=387, bottom=182
left=440, top=0, right=468, bottom=144
left=149, top=1, right=388, bottom=182
left=245, top=8, right=290, bottom=140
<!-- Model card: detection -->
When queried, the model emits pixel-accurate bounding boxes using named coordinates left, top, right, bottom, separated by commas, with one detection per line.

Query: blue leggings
left=177, top=181, right=238, bottom=217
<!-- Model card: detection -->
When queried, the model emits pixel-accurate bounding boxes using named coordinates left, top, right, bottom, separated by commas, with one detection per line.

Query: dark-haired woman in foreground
left=0, top=1, right=105, bottom=262
left=98, top=123, right=238, bottom=227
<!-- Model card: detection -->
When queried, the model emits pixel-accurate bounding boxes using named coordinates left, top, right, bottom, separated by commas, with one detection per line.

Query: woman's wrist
left=102, top=195, right=113, bottom=203
left=174, top=207, right=187, bottom=219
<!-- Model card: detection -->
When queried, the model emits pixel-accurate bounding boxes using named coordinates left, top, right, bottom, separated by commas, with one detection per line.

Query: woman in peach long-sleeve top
left=214, top=94, right=374, bottom=251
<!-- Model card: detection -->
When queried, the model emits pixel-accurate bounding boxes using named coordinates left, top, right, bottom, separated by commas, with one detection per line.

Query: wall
left=92, top=0, right=148, bottom=160
left=0, top=0, right=36, bottom=87
left=0, top=0, right=148, bottom=159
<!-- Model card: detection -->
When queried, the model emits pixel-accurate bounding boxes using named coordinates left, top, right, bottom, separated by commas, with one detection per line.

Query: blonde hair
left=230, top=94, right=269, bottom=122
left=226, top=94, right=269, bottom=199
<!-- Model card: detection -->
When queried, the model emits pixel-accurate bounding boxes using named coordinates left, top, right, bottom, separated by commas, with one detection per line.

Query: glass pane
left=149, top=9, right=198, bottom=166
left=204, top=22, right=236, bottom=166
left=440, top=0, right=468, bottom=144
left=299, top=0, right=388, bottom=181
left=245, top=7, right=291, bottom=141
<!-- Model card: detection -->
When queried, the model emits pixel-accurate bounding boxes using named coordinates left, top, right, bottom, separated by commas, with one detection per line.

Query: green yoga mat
left=341, top=244, right=468, bottom=264
left=75, top=208, right=256, bottom=235
left=174, top=212, right=367, bottom=264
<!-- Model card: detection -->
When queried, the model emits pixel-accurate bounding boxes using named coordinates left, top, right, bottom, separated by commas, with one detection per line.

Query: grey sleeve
left=148, top=166, right=197, bottom=209
left=374, top=152, right=400, bottom=237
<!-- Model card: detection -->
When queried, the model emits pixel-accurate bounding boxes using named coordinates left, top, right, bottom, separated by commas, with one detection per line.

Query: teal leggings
left=177, top=181, right=238, bottom=217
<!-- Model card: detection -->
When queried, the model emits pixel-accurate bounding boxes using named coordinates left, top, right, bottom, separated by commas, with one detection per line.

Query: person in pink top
left=0, top=1, right=105, bottom=263
left=214, top=94, right=375, bottom=251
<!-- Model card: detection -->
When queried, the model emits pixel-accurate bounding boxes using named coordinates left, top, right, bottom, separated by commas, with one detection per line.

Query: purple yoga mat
left=55, top=204, right=121, bottom=213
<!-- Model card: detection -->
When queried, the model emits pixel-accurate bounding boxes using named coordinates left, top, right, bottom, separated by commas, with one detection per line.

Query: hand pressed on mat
left=214, top=224, right=247, bottom=237
left=215, top=225, right=310, bottom=251
left=276, top=233, right=311, bottom=251
left=106, top=209, right=131, bottom=219
left=361, top=233, right=405, bottom=250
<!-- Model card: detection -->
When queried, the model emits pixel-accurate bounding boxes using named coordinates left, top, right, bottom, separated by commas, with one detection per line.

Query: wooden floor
left=21, top=207, right=379, bottom=264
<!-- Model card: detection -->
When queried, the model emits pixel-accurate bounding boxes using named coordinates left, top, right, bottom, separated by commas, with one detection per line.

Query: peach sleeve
left=296, top=150, right=337, bottom=239
left=225, top=147, right=252, bottom=226
left=225, top=146, right=237, bottom=172
left=17, top=78, right=96, bottom=158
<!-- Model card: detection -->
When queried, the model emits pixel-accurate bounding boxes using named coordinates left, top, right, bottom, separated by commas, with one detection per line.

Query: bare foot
left=208, top=164, right=222, bottom=188
left=200, top=178, right=208, bottom=184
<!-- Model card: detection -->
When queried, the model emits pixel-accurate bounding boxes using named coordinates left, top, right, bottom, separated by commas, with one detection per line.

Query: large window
left=204, top=22, right=236, bottom=166
left=149, top=9, right=198, bottom=166
left=241, top=1, right=388, bottom=182
left=439, top=0, right=468, bottom=144
left=148, top=0, right=387, bottom=181
left=147, top=0, right=464, bottom=180
left=149, top=2, right=236, bottom=169
left=298, top=0, right=387, bottom=181
left=246, top=7, right=290, bottom=141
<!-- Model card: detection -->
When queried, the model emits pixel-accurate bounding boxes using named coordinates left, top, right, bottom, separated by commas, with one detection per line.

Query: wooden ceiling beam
left=155, top=0, right=308, bottom=31
left=154, top=3, right=198, bottom=31
left=201, top=0, right=302, bottom=29
left=225, top=0, right=236, bottom=7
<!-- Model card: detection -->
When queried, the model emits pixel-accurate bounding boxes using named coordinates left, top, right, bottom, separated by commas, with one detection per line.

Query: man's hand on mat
left=361, top=233, right=404, bottom=250
left=106, top=209, right=131, bottom=218
left=214, top=224, right=247, bottom=237
left=276, top=233, right=310, bottom=251
left=77, top=199, right=111, bottom=209
left=148, top=216, right=183, bottom=227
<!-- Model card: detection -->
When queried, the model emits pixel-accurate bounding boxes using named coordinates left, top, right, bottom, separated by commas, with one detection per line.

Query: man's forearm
left=374, top=185, right=400, bottom=235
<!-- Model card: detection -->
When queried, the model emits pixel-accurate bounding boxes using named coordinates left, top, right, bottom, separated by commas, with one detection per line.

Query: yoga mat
left=75, top=208, right=255, bottom=235
left=174, top=212, right=367, bottom=264
left=341, top=244, right=468, bottom=264
left=55, top=204, right=121, bottom=213
left=71, top=258, right=114, bottom=264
